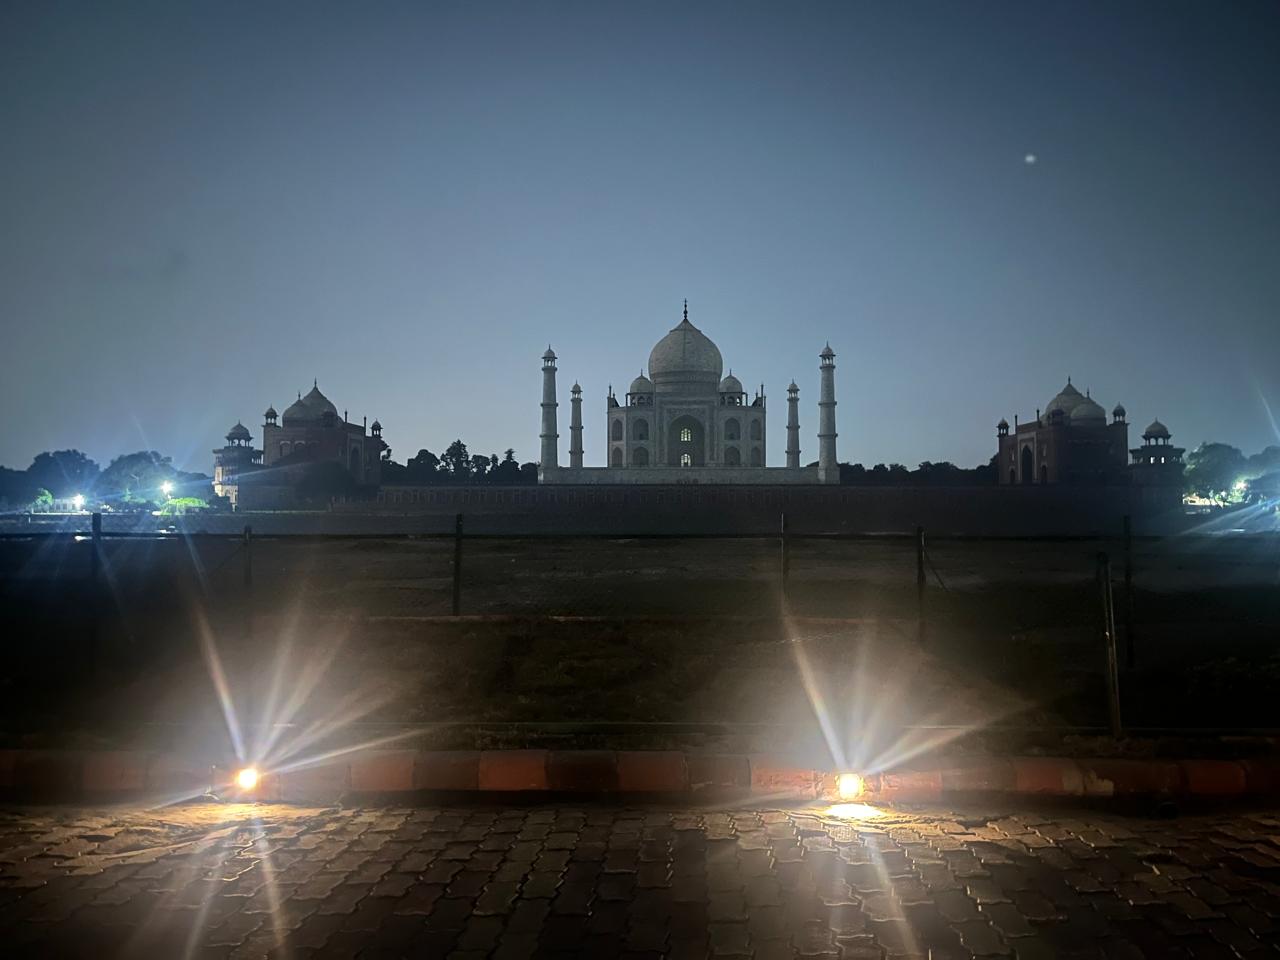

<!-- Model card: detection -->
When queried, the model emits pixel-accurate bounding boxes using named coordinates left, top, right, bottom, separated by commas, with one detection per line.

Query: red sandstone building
left=997, top=379, right=1131, bottom=485
left=214, top=382, right=387, bottom=509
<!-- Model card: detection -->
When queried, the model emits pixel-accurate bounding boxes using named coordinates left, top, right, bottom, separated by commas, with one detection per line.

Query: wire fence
left=2, top=513, right=1279, bottom=735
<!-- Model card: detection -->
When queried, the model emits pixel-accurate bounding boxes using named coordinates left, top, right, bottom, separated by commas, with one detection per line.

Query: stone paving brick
left=8, top=804, right=1280, bottom=958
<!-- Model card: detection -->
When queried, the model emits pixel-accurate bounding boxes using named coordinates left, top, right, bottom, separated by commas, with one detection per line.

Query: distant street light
left=161, top=481, right=174, bottom=497
left=72, top=493, right=85, bottom=511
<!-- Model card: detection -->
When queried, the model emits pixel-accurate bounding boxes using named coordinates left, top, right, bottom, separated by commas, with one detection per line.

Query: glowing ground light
left=235, top=767, right=260, bottom=791
left=836, top=772, right=865, bottom=800
left=825, top=802, right=885, bottom=820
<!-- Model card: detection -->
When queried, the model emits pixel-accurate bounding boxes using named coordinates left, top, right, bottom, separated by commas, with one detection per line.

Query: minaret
left=569, top=381, right=583, bottom=468
left=818, top=344, right=838, bottom=482
left=540, top=346, right=559, bottom=469
left=786, top=380, right=801, bottom=469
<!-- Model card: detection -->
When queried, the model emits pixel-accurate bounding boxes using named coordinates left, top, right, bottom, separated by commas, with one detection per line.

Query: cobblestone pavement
left=3, top=802, right=1280, bottom=959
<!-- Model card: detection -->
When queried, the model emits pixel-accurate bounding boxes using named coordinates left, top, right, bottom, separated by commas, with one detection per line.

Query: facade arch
left=667, top=415, right=705, bottom=466
left=611, top=419, right=623, bottom=441
left=750, top=419, right=762, bottom=441
left=724, top=446, right=741, bottom=466
left=632, top=447, right=649, bottom=466
left=750, top=446, right=763, bottom=466
left=724, top=418, right=740, bottom=441
left=634, top=419, right=649, bottom=441
left=610, top=447, right=623, bottom=466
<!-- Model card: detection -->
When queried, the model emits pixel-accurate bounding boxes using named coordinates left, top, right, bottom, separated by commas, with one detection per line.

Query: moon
left=1024, top=153, right=1038, bottom=165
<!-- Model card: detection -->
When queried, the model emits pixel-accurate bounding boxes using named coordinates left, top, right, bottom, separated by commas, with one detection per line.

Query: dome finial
left=314, top=377, right=317, bottom=388
left=683, top=299, right=688, bottom=322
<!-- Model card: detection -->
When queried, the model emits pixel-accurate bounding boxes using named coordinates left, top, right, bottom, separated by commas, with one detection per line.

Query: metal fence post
left=89, top=512, right=103, bottom=669
left=1097, top=551, right=1123, bottom=738
left=242, top=525, right=253, bottom=588
left=452, top=513, right=464, bottom=616
left=1122, top=514, right=1135, bottom=669
left=779, top=512, right=790, bottom=609
left=916, top=525, right=926, bottom=642
left=90, top=511, right=102, bottom=582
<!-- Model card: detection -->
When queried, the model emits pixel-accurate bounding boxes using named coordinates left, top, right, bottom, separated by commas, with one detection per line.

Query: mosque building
left=213, top=381, right=387, bottom=508
left=539, top=302, right=839, bottom=484
left=997, top=379, right=1180, bottom=488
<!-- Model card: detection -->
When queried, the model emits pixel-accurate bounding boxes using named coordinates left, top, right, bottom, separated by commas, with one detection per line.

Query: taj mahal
left=539, top=302, right=839, bottom=484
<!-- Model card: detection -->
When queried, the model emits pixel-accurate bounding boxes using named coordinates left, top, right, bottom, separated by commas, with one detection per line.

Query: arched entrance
left=349, top=447, right=361, bottom=478
left=1039, top=463, right=1048, bottom=485
left=1020, top=445, right=1034, bottom=484
left=667, top=415, right=705, bottom=466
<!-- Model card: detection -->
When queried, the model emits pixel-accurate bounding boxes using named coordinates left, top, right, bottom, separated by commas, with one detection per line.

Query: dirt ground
left=2, top=535, right=1279, bottom=754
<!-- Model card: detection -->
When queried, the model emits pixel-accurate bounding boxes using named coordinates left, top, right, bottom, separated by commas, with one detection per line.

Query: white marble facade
left=540, top=303, right=838, bottom=484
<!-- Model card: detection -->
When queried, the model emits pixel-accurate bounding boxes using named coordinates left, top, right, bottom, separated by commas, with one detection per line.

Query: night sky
left=3, top=1, right=1278, bottom=472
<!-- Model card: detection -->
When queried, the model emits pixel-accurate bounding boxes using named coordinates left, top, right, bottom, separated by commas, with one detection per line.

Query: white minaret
left=569, top=381, right=583, bottom=468
left=786, top=380, right=801, bottom=469
left=540, top=346, right=559, bottom=470
left=817, top=343, right=838, bottom=482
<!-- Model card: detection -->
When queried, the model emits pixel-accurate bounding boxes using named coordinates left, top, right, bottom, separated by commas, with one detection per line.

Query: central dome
left=648, top=307, right=723, bottom=390
left=302, top=383, right=338, bottom=418
left=1045, top=380, right=1084, bottom=420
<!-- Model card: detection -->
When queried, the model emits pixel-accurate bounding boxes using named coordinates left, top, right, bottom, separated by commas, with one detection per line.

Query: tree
left=0, top=466, right=37, bottom=507
left=839, top=463, right=866, bottom=483
left=490, top=449, right=523, bottom=484
left=1184, top=443, right=1247, bottom=503
left=441, top=440, right=472, bottom=478
left=27, top=450, right=99, bottom=498
left=1245, top=471, right=1280, bottom=502
left=99, top=451, right=176, bottom=506
left=406, top=449, right=441, bottom=483
left=519, top=462, right=539, bottom=483
left=31, top=488, right=53, bottom=512
left=1246, top=445, right=1280, bottom=479
left=157, top=496, right=208, bottom=515
left=469, top=454, right=492, bottom=478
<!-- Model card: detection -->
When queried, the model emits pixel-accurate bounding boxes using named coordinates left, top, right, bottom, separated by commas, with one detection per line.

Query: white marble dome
left=1045, top=380, right=1085, bottom=418
left=1070, top=396, right=1107, bottom=425
left=301, top=383, right=338, bottom=418
left=282, top=395, right=314, bottom=423
left=648, top=311, right=723, bottom=389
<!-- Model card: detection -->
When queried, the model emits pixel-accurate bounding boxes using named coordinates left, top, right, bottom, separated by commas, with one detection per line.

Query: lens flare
left=836, top=772, right=865, bottom=800
left=825, top=802, right=885, bottom=820
left=235, top=767, right=259, bottom=791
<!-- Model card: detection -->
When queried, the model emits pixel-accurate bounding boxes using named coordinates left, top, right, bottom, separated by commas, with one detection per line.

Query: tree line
left=5, top=439, right=1278, bottom=512
left=381, top=441, right=539, bottom=485
left=0, top=449, right=215, bottom=511
left=1183, top=443, right=1280, bottom=504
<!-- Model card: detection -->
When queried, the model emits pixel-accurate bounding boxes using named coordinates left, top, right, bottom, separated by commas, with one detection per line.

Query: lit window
left=680, top=453, right=692, bottom=467
left=680, top=427, right=692, bottom=442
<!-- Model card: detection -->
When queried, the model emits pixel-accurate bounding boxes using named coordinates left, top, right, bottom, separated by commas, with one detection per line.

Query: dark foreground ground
left=4, top=801, right=1280, bottom=959
left=4, top=534, right=1280, bottom=748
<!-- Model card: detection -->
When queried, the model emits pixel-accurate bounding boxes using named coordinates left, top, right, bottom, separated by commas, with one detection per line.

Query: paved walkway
left=2, top=802, right=1280, bottom=958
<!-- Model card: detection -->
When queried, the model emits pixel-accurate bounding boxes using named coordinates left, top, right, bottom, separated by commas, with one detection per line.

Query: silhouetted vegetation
left=838, top=456, right=997, bottom=485
left=381, top=442, right=538, bottom=485
left=1185, top=443, right=1280, bottom=504
left=0, top=448, right=214, bottom=510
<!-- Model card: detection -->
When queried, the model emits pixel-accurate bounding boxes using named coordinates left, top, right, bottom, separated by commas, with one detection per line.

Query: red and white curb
left=0, top=750, right=1275, bottom=803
